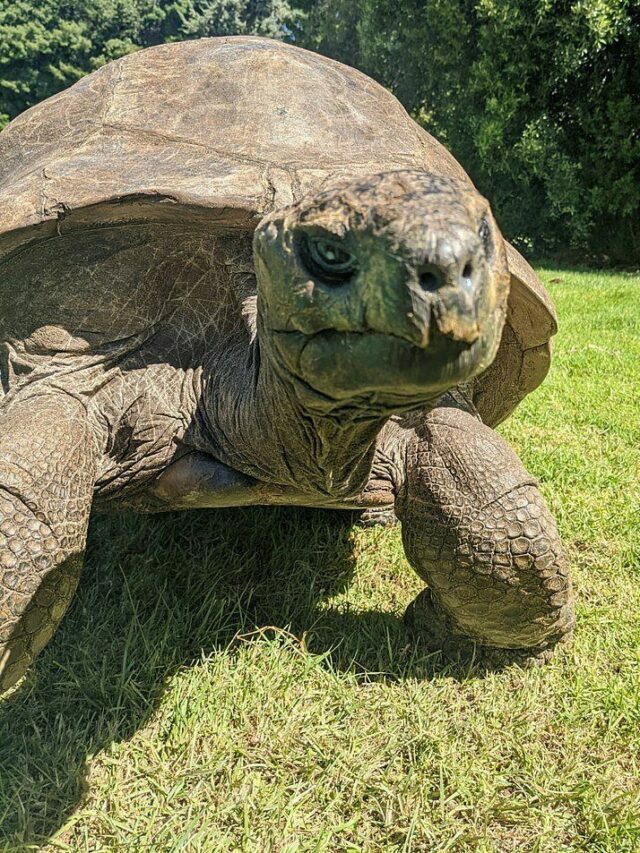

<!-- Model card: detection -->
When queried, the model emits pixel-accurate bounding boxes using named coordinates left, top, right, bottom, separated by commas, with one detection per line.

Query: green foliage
left=0, top=0, right=299, bottom=126
left=295, top=0, right=640, bottom=264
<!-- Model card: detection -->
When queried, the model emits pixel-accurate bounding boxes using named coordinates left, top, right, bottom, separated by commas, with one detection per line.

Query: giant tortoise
left=0, top=37, right=574, bottom=690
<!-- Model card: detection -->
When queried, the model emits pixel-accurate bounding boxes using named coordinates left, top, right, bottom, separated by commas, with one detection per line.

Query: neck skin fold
left=196, top=332, right=390, bottom=498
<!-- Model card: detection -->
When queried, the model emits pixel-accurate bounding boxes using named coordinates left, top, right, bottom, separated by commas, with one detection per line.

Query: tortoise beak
left=415, top=248, right=483, bottom=346
left=361, top=231, right=488, bottom=351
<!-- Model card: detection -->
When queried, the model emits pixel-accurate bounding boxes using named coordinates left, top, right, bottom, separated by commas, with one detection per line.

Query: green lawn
left=1, top=269, right=639, bottom=851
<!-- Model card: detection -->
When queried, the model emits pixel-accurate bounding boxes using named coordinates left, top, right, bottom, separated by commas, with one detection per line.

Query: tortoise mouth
left=269, top=327, right=496, bottom=407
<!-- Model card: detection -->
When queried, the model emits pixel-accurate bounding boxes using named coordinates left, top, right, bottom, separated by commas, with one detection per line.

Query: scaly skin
left=0, top=389, right=95, bottom=692
left=396, top=403, right=575, bottom=663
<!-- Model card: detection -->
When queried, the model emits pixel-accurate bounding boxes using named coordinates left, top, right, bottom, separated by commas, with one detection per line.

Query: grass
left=1, top=268, right=639, bottom=851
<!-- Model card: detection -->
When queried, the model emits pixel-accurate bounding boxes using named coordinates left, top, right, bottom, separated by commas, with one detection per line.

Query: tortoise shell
left=0, top=36, right=556, bottom=425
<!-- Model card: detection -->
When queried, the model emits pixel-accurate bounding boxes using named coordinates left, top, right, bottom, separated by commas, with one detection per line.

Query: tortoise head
left=254, top=170, right=510, bottom=412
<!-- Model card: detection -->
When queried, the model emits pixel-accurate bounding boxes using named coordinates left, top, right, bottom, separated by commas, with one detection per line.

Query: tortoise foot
left=404, top=588, right=561, bottom=671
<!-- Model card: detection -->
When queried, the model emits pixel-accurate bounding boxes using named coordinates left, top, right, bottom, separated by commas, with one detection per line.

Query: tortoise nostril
left=462, top=262, right=473, bottom=279
left=419, top=265, right=444, bottom=291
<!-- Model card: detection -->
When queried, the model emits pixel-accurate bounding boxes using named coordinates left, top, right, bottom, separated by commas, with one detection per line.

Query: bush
left=295, top=0, right=640, bottom=265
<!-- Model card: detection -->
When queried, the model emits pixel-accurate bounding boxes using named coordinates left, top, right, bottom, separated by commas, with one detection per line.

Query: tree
left=295, top=0, right=640, bottom=264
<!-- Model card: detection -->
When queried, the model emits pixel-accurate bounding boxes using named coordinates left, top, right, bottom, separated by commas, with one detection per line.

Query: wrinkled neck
left=199, top=336, right=389, bottom=498
left=261, top=342, right=391, bottom=496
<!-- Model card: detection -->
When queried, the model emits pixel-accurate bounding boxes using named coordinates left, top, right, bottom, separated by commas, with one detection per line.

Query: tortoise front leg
left=0, top=389, right=96, bottom=692
left=396, top=404, right=574, bottom=664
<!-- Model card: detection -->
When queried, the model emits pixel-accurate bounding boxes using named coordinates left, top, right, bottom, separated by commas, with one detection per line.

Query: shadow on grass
left=0, top=505, right=467, bottom=846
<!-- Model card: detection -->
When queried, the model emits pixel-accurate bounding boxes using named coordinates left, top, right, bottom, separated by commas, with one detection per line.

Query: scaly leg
left=0, top=389, right=96, bottom=691
left=396, top=403, right=574, bottom=664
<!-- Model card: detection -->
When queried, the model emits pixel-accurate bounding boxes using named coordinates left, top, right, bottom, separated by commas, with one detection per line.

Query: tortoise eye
left=300, top=234, right=358, bottom=283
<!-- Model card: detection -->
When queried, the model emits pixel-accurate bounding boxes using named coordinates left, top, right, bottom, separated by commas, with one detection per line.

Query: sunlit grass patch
left=1, top=268, right=639, bottom=851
